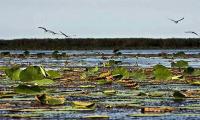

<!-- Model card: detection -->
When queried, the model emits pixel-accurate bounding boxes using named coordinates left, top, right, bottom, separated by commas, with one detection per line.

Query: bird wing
left=185, top=31, right=199, bottom=36
left=38, top=27, right=47, bottom=31
left=60, top=31, right=69, bottom=37
left=47, top=30, right=57, bottom=34
left=177, top=17, right=184, bottom=22
left=168, top=18, right=177, bottom=22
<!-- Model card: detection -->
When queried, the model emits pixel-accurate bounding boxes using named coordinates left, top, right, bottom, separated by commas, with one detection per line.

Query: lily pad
left=19, top=66, right=47, bottom=82
left=31, top=79, right=55, bottom=86
left=103, top=90, right=117, bottom=95
left=47, top=70, right=62, bottom=79
left=83, top=115, right=109, bottom=119
left=14, top=84, right=44, bottom=95
left=153, top=65, right=172, bottom=80
left=112, top=67, right=130, bottom=79
left=5, top=65, right=21, bottom=80
left=72, top=101, right=95, bottom=108
left=35, top=94, right=65, bottom=105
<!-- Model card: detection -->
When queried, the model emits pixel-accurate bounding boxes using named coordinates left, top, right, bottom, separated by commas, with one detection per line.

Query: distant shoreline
left=0, top=38, right=200, bottom=50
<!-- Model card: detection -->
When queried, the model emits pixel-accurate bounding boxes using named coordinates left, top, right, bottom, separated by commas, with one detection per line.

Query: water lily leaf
left=97, top=79, right=112, bottom=85
left=153, top=64, right=166, bottom=70
left=172, top=60, right=189, bottom=68
left=47, top=70, right=61, bottom=79
left=35, top=94, right=65, bottom=105
left=191, top=81, right=200, bottom=86
left=5, top=65, right=21, bottom=80
left=14, top=84, right=44, bottom=95
left=173, top=91, right=187, bottom=98
left=83, top=115, right=109, bottom=119
left=153, top=65, right=172, bottom=80
left=99, top=71, right=111, bottom=78
left=129, top=69, right=146, bottom=80
left=103, top=90, right=117, bottom=95
left=172, top=75, right=183, bottom=80
left=19, top=66, right=47, bottom=82
left=31, top=79, right=55, bottom=86
left=80, top=72, right=87, bottom=80
left=72, top=101, right=95, bottom=108
left=79, top=85, right=96, bottom=88
left=192, top=69, right=200, bottom=76
left=103, top=60, right=122, bottom=67
left=88, top=66, right=99, bottom=74
left=148, top=91, right=166, bottom=97
left=0, top=66, right=9, bottom=71
left=112, top=67, right=130, bottom=79
left=184, top=67, right=195, bottom=74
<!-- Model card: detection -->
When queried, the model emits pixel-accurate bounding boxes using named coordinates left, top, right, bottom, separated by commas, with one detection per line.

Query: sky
left=0, top=0, right=200, bottom=39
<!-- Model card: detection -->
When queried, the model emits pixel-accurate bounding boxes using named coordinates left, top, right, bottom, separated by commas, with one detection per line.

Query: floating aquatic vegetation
left=171, top=60, right=189, bottom=69
left=103, top=90, right=117, bottom=96
left=47, top=70, right=62, bottom=79
left=72, top=101, right=95, bottom=108
left=35, top=94, right=65, bottom=105
left=153, top=64, right=172, bottom=80
left=141, top=107, right=175, bottom=113
left=82, top=115, right=109, bottom=120
left=31, top=79, right=55, bottom=86
left=5, top=65, right=21, bottom=80
left=15, top=84, right=45, bottom=95
left=19, top=66, right=47, bottom=82
left=129, top=69, right=146, bottom=81
left=171, top=75, right=184, bottom=80
left=112, top=67, right=130, bottom=79
left=184, top=67, right=195, bottom=74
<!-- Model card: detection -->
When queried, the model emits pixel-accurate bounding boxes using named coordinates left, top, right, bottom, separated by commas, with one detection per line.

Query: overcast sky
left=0, top=0, right=200, bottom=39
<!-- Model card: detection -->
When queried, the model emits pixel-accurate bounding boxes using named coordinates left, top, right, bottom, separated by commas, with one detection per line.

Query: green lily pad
left=47, top=70, right=61, bottom=79
left=103, top=90, right=117, bottom=95
left=83, top=115, right=109, bottom=119
left=72, top=101, right=95, bottom=108
left=19, top=66, right=47, bottom=82
left=97, top=79, right=112, bottom=85
left=5, top=65, right=21, bottom=80
left=112, top=67, right=130, bottom=79
left=31, top=79, right=55, bottom=86
left=172, top=60, right=189, bottom=68
left=190, top=81, right=200, bottom=86
left=79, top=85, right=96, bottom=88
left=14, top=84, right=44, bottom=95
left=129, top=69, right=146, bottom=80
left=173, top=91, right=186, bottom=98
left=153, top=64, right=172, bottom=80
left=35, top=94, right=65, bottom=105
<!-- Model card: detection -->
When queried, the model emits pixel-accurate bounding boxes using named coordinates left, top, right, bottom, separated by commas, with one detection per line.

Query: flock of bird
left=168, top=17, right=199, bottom=37
left=38, top=27, right=75, bottom=38
left=38, top=17, right=199, bottom=38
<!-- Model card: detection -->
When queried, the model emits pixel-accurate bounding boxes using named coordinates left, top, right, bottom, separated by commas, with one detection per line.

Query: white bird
left=168, top=17, right=184, bottom=24
left=185, top=31, right=199, bottom=36
left=60, top=31, right=70, bottom=37
left=38, top=27, right=48, bottom=32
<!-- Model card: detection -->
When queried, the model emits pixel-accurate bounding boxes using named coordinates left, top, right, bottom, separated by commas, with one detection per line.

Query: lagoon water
left=1, top=50, right=200, bottom=68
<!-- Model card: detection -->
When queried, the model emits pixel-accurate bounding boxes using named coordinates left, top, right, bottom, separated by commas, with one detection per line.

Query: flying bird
left=47, top=30, right=58, bottom=35
left=38, top=27, right=48, bottom=32
left=168, top=17, right=184, bottom=24
left=185, top=31, right=199, bottom=36
left=60, top=31, right=70, bottom=37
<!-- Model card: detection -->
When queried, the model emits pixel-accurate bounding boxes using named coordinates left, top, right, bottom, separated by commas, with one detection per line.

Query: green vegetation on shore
left=0, top=38, right=200, bottom=50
